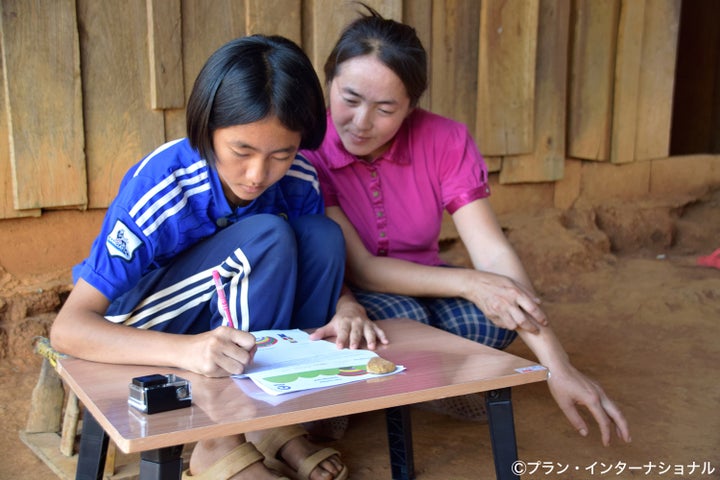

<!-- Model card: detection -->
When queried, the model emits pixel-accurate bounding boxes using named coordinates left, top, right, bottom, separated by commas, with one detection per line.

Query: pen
left=211, top=269, right=235, bottom=329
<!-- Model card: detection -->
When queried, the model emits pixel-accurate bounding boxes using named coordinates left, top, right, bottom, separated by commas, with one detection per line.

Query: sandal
left=182, top=441, right=290, bottom=479
left=255, top=425, right=349, bottom=480
left=697, top=248, right=720, bottom=269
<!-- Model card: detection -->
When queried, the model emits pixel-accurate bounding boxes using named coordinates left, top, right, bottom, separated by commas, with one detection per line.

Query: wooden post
left=25, top=358, right=65, bottom=434
left=59, top=390, right=80, bottom=456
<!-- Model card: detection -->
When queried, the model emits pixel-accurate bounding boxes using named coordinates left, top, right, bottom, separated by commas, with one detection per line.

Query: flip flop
left=255, top=425, right=349, bottom=480
left=182, top=442, right=290, bottom=479
left=697, top=248, right=720, bottom=269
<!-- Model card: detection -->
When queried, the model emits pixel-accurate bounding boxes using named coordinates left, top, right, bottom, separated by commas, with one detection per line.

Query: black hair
left=186, top=35, right=326, bottom=165
left=324, top=3, right=428, bottom=108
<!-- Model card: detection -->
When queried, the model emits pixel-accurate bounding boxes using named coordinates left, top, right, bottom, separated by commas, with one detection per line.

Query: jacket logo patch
left=106, top=220, right=142, bottom=260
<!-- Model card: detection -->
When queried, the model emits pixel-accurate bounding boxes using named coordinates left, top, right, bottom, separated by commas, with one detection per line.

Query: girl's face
left=329, top=55, right=412, bottom=161
left=212, top=115, right=301, bottom=207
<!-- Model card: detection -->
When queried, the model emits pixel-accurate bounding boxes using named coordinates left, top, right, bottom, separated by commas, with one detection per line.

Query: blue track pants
left=105, top=214, right=345, bottom=333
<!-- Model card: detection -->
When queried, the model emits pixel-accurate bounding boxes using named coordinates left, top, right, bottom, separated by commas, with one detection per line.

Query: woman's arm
left=515, top=323, right=631, bottom=446
left=451, top=199, right=548, bottom=331
left=327, top=205, right=547, bottom=332
left=314, top=205, right=464, bottom=349
left=454, top=199, right=631, bottom=445
left=451, top=198, right=534, bottom=288
left=327, top=206, right=475, bottom=296
left=50, top=279, right=257, bottom=377
left=331, top=200, right=630, bottom=444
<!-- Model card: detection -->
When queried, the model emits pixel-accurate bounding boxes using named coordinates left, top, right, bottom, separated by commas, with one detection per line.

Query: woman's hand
left=461, top=270, right=548, bottom=333
left=546, top=362, right=631, bottom=446
left=182, top=327, right=258, bottom=377
left=310, top=300, right=388, bottom=350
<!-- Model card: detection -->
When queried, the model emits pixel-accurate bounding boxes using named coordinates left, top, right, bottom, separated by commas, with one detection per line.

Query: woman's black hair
left=324, top=3, right=428, bottom=108
left=187, top=35, right=326, bottom=164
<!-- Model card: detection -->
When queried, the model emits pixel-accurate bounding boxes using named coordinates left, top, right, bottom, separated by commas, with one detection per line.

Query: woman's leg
left=351, top=287, right=515, bottom=349
left=423, top=297, right=517, bottom=350
left=350, top=288, right=431, bottom=323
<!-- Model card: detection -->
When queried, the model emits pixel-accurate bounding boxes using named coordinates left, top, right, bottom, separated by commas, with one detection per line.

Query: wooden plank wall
left=0, top=0, right=686, bottom=219
left=501, top=0, right=569, bottom=183
left=476, top=0, right=538, bottom=157
left=1, top=0, right=85, bottom=213
left=77, top=0, right=166, bottom=208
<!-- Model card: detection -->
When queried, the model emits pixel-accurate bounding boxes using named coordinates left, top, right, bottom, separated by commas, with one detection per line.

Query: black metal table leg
left=486, top=388, right=520, bottom=480
left=385, top=405, right=415, bottom=480
left=76, top=408, right=109, bottom=480
left=139, top=445, right=184, bottom=480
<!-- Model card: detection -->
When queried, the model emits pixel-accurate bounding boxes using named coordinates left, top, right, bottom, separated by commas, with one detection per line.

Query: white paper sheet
left=233, top=329, right=404, bottom=395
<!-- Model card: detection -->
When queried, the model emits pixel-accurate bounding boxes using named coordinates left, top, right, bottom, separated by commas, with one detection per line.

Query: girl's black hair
left=324, top=3, right=428, bottom=108
left=187, top=35, right=326, bottom=164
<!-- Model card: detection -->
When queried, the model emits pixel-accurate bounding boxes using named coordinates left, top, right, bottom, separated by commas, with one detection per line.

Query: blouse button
left=372, top=191, right=379, bottom=198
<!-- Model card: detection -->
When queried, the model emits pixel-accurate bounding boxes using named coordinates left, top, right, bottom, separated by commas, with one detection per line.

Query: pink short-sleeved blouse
left=302, top=108, right=490, bottom=266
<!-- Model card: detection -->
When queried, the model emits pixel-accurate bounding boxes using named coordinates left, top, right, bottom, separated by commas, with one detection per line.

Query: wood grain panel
left=501, top=0, right=569, bottom=183
left=1, top=0, right=86, bottom=210
left=403, top=0, right=432, bottom=110
left=147, top=0, right=184, bottom=110
left=303, top=0, right=402, bottom=85
left=633, top=0, right=680, bottom=160
left=609, top=0, right=645, bottom=164
left=164, top=0, right=247, bottom=140
left=0, top=31, right=39, bottom=219
left=567, top=0, right=620, bottom=161
left=246, top=0, right=301, bottom=44
left=0, top=1, right=692, bottom=223
left=430, top=0, right=480, bottom=131
left=476, top=0, right=539, bottom=156
left=78, top=0, right=165, bottom=208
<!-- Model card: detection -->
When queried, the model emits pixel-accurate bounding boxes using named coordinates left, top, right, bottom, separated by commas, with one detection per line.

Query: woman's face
left=212, top=115, right=301, bottom=207
left=329, top=55, right=412, bottom=161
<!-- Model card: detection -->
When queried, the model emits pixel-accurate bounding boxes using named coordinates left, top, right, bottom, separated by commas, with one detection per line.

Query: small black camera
left=128, top=373, right=192, bottom=414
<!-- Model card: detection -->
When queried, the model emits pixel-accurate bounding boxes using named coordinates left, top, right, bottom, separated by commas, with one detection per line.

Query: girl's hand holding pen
left=184, top=327, right=257, bottom=377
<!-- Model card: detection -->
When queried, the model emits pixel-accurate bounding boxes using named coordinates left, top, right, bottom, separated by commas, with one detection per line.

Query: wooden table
left=57, top=318, right=547, bottom=480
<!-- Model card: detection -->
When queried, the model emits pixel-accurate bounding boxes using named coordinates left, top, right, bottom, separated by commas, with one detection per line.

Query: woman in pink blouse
left=302, top=4, right=631, bottom=447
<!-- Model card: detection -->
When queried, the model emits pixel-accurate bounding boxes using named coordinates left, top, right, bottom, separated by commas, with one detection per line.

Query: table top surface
left=57, top=318, right=547, bottom=453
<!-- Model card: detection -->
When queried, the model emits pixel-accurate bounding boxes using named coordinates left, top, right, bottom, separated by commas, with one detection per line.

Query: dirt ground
left=1, top=189, right=719, bottom=480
